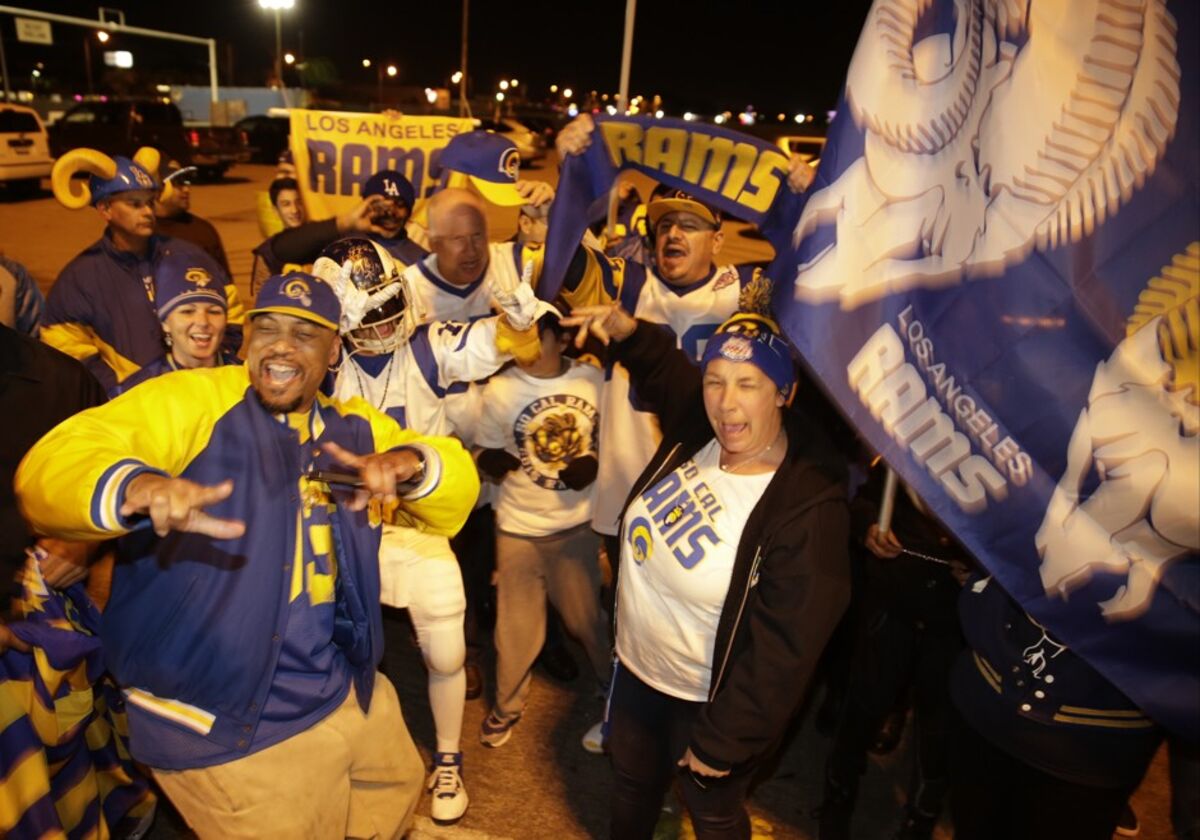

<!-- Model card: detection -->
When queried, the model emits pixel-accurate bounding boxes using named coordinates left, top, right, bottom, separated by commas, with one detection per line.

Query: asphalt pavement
left=0, top=162, right=1175, bottom=839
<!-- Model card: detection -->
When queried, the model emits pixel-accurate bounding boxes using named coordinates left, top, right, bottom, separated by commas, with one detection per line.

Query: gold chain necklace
left=351, top=354, right=396, bottom=410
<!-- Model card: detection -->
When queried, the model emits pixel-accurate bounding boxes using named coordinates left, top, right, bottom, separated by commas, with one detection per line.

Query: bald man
left=398, top=189, right=536, bottom=324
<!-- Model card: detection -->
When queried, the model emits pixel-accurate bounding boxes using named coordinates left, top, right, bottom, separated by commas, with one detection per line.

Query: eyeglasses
left=655, top=218, right=717, bottom=237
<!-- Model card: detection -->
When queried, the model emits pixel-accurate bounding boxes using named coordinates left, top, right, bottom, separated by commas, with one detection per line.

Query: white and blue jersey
left=332, top=316, right=511, bottom=439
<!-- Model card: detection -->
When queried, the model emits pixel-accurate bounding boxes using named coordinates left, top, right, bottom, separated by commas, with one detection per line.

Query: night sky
left=5, top=1, right=870, bottom=116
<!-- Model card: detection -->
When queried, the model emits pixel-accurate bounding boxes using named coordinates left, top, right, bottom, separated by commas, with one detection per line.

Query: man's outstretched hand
left=120, top=475, right=246, bottom=539
left=322, top=442, right=426, bottom=511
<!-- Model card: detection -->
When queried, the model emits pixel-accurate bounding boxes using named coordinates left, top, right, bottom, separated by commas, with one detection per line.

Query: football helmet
left=313, top=237, right=412, bottom=354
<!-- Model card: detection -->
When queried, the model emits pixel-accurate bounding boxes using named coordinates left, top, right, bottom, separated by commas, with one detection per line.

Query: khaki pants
left=493, top=524, right=612, bottom=721
left=153, top=676, right=423, bottom=839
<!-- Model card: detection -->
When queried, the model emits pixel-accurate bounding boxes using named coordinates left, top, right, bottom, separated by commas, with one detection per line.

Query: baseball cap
left=647, top=188, right=723, bottom=230
left=438, top=131, right=524, bottom=206
left=154, top=250, right=228, bottom=320
left=247, top=271, right=341, bottom=331
left=363, top=170, right=416, bottom=208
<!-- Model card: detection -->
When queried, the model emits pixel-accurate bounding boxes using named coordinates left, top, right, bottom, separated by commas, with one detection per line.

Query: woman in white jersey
left=565, top=305, right=851, bottom=840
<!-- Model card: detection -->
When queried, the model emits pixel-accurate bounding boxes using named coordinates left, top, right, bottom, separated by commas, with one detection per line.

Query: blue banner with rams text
left=540, top=115, right=802, bottom=300
left=772, top=0, right=1199, bottom=739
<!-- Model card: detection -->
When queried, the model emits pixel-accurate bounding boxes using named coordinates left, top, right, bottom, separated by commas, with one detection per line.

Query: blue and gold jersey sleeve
left=15, top=366, right=249, bottom=541
left=557, top=246, right=624, bottom=310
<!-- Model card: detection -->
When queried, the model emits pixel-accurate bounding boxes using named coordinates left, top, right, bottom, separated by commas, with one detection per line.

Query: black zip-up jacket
left=613, top=320, right=851, bottom=772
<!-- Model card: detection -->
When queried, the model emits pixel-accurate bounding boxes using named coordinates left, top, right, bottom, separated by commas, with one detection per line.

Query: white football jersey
left=403, top=241, right=535, bottom=324
left=403, top=241, right=542, bottom=453
left=332, top=316, right=510, bottom=439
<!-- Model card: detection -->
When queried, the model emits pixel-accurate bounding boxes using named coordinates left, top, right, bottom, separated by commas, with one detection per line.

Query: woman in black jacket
left=564, top=305, right=851, bottom=839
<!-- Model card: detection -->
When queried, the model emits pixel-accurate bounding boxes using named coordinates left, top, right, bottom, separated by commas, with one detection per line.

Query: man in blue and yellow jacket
left=42, top=147, right=245, bottom=393
left=16, top=271, right=479, bottom=839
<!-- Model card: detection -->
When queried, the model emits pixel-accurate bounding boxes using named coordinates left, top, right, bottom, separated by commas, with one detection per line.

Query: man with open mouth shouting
left=15, top=271, right=480, bottom=839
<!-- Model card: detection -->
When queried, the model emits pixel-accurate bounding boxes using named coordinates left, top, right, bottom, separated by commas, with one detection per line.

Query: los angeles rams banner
left=772, top=0, right=1199, bottom=739
left=539, top=115, right=804, bottom=300
left=288, top=110, right=474, bottom=220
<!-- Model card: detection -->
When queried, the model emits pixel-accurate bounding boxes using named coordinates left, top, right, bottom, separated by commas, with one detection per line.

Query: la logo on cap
left=384, top=179, right=400, bottom=197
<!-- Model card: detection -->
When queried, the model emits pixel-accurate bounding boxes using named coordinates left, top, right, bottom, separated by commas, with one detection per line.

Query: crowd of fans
left=0, top=114, right=1195, bottom=840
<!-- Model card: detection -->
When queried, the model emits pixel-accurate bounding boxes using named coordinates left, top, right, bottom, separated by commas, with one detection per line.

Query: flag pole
left=877, top=464, right=899, bottom=535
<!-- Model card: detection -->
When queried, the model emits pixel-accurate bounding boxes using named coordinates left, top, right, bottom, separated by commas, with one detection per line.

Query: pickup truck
left=48, top=99, right=250, bottom=181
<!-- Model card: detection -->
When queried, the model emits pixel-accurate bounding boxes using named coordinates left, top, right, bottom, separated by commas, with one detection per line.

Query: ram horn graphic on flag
left=772, top=0, right=1199, bottom=739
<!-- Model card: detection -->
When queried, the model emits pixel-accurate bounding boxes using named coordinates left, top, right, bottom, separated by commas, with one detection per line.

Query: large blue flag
left=774, top=0, right=1199, bottom=739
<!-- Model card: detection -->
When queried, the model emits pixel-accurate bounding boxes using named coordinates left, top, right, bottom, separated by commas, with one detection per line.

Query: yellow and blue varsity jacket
left=41, top=232, right=245, bottom=393
left=15, top=364, right=478, bottom=765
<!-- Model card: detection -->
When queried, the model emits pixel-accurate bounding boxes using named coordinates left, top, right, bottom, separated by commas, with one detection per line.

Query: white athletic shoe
left=581, top=720, right=606, bottom=754
left=427, top=751, right=469, bottom=824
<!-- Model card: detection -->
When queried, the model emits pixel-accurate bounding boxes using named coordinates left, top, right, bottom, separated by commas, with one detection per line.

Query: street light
left=386, top=65, right=398, bottom=77
left=499, top=80, right=509, bottom=91
left=284, top=52, right=295, bottom=65
left=510, top=78, right=519, bottom=87
left=451, top=70, right=463, bottom=84
left=258, top=0, right=296, bottom=90
left=495, top=92, right=505, bottom=102
left=362, top=58, right=371, bottom=68
left=549, top=84, right=558, bottom=93
left=96, top=30, right=110, bottom=43
left=562, top=87, right=573, bottom=99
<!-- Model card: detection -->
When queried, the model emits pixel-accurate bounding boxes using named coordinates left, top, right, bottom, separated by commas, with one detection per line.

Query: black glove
left=477, top=448, right=520, bottom=482
left=558, top=455, right=599, bottom=491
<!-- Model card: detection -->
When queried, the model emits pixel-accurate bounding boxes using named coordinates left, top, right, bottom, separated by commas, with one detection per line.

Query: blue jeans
left=607, top=662, right=754, bottom=840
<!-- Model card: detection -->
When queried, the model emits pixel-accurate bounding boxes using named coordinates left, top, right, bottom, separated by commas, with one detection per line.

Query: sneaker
left=1115, top=803, right=1139, bottom=837
left=426, top=751, right=469, bottom=825
left=581, top=720, right=606, bottom=754
left=480, top=711, right=519, bottom=748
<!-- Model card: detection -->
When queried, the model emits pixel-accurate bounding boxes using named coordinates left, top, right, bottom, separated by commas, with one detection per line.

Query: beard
left=253, top=387, right=305, bottom=415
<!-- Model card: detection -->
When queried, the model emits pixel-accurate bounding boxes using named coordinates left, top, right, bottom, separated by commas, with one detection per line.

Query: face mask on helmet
left=312, top=237, right=412, bottom=355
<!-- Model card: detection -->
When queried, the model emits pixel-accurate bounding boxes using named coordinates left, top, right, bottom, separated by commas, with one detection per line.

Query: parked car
left=234, top=114, right=290, bottom=164
left=474, top=117, right=546, bottom=162
left=0, top=103, right=52, bottom=196
left=48, top=99, right=250, bottom=180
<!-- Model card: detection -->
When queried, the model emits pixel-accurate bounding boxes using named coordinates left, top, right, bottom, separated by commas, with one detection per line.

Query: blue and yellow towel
left=1, top=556, right=154, bottom=839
